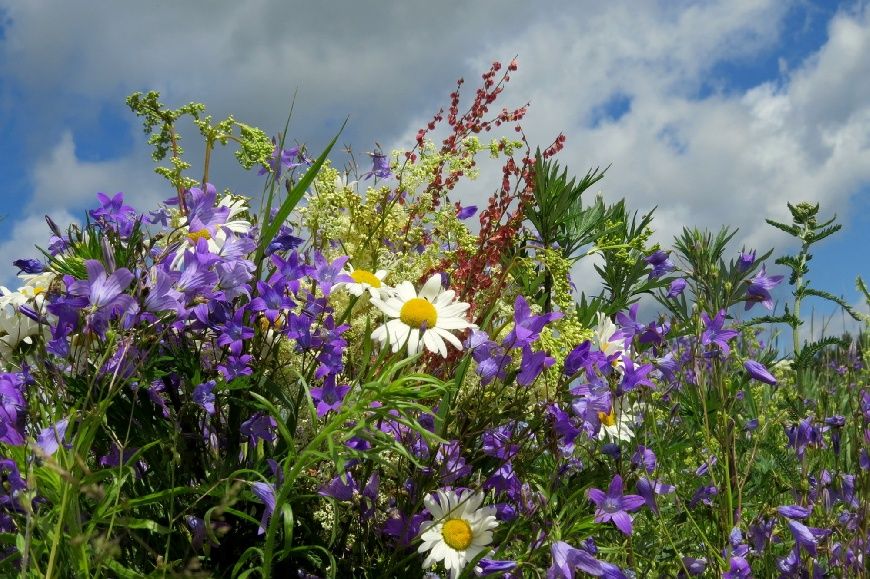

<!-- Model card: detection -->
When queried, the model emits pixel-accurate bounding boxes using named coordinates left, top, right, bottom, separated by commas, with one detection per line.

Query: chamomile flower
left=370, top=274, right=475, bottom=358
left=598, top=398, right=638, bottom=442
left=334, top=265, right=391, bottom=299
left=418, top=489, right=498, bottom=579
left=595, top=312, right=629, bottom=373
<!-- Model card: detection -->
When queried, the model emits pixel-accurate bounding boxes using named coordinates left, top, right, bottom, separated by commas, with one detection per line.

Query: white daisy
left=370, top=274, right=475, bottom=358
left=418, top=489, right=498, bottom=579
left=334, top=265, right=391, bottom=299
left=597, top=398, right=638, bottom=442
left=594, top=312, right=630, bottom=372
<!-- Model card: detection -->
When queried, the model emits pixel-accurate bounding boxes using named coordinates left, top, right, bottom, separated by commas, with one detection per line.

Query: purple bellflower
left=503, top=295, right=563, bottom=348
left=701, top=310, right=738, bottom=357
left=744, top=265, right=783, bottom=311
left=586, top=474, right=646, bottom=535
left=251, top=481, right=276, bottom=536
left=644, top=250, right=674, bottom=279
left=744, top=359, right=777, bottom=385
left=361, top=151, right=392, bottom=180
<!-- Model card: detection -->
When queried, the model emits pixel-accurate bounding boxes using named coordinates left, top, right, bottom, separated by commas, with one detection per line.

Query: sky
left=0, top=0, right=867, bottom=340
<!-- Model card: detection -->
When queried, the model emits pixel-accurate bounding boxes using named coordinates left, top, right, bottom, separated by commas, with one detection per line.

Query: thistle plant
left=766, top=202, right=862, bottom=390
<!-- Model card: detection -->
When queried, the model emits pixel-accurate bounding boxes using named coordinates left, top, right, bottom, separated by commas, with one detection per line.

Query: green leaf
left=799, top=288, right=862, bottom=320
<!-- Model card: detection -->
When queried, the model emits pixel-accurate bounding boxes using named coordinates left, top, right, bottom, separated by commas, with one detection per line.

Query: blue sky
left=0, top=0, right=867, bottom=336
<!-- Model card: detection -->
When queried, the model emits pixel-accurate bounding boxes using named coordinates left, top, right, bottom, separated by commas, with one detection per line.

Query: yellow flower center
left=441, top=518, right=473, bottom=551
left=188, top=229, right=212, bottom=243
left=350, top=269, right=382, bottom=288
left=598, top=409, right=617, bottom=427
left=400, top=298, right=437, bottom=329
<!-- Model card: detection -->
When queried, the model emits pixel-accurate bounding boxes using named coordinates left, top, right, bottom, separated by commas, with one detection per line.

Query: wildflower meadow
left=0, top=61, right=866, bottom=578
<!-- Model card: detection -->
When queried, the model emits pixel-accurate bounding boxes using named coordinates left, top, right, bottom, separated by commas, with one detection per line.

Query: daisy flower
left=597, top=398, right=638, bottom=442
left=334, top=265, right=391, bottom=299
left=594, top=312, right=630, bottom=372
left=370, top=274, right=475, bottom=357
left=418, top=489, right=498, bottom=579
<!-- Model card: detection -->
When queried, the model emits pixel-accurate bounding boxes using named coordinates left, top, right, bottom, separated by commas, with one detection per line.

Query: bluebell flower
left=744, top=265, right=783, bottom=311
left=12, top=259, right=45, bottom=275
left=644, top=249, right=674, bottom=279
left=586, top=475, right=645, bottom=535
left=744, top=359, right=777, bottom=385
left=193, top=380, right=216, bottom=415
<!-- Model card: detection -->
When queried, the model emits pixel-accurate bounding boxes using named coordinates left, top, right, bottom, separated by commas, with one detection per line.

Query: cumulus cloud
left=0, top=0, right=867, bottom=302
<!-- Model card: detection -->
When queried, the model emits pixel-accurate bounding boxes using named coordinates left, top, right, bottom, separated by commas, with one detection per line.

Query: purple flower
left=636, top=478, right=675, bottom=514
left=618, top=356, right=654, bottom=393
left=68, top=260, right=136, bottom=329
left=547, top=540, right=603, bottom=578
left=193, top=381, right=216, bottom=415
left=777, top=504, right=812, bottom=519
left=250, top=281, right=294, bottom=324
left=503, top=295, right=563, bottom=348
left=586, top=474, right=645, bottom=535
left=318, top=473, right=357, bottom=501
left=666, top=278, right=686, bottom=298
left=701, top=310, right=738, bottom=357
left=252, top=481, right=276, bottom=535
left=240, top=412, right=277, bottom=445
left=484, top=461, right=522, bottom=499
left=361, top=151, right=392, bottom=180
left=737, top=250, right=756, bottom=272
left=185, top=183, right=229, bottom=236
left=787, top=518, right=818, bottom=556
left=216, top=308, right=254, bottom=356
left=481, top=423, right=520, bottom=460
left=744, top=359, right=777, bottom=385
left=517, top=346, right=555, bottom=386
left=475, top=558, right=517, bottom=577
left=308, top=375, right=351, bottom=418
left=311, top=253, right=353, bottom=297
left=457, top=204, right=478, bottom=220
left=264, top=224, right=302, bottom=256
left=722, top=556, right=750, bottom=579
left=644, top=250, right=674, bottom=279
left=259, top=137, right=306, bottom=178
left=36, top=418, right=70, bottom=456
left=468, top=330, right=512, bottom=385
left=0, top=373, right=27, bottom=446
left=12, top=259, right=45, bottom=275
left=631, top=446, right=657, bottom=474
left=89, top=192, right=137, bottom=234
left=744, top=265, right=783, bottom=311
left=681, top=557, right=707, bottom=576
left=688, top=484, right=718, bottom=508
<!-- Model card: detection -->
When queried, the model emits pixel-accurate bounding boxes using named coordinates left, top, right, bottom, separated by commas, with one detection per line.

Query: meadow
left=0, top=61, right=866, bottom=578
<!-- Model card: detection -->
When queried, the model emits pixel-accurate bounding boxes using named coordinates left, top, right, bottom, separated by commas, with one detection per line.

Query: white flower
left=594, top=312, right=630, bottom=373
left=334, top=265, right=391, bottom=299
left=418, top=489, right=498, bottom=579
left=598, top=398, right=638, bottom=442
left=370, top=274, right=475, bottom=358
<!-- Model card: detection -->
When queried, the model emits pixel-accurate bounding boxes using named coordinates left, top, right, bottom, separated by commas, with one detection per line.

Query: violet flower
left=666, top=278, right=686, bottom=298
left=586, top=474, right=645, bottom=535
left=517, top=346, right=555, bottom=386
left=193, top=381, right=216, bottom=415
left=503, top=295, right=562, bottom=349
left=744, top=265, right=783, bottom=311
left=252, top=481, right=276, bottom=535
left=308, top=375, right=351, bottom=417
left=240, top=412, right=277, bottom=446
left=548, top=540, right=603, bottom=578
left=12, top=259, right=45, bottom=275
left=644, top=250, right=674, bottom=279
left=744, top=359, right=777, bottom=385
left=701, top=310, right=738, bottom=357
left=361, top=151, right=392, bottom=180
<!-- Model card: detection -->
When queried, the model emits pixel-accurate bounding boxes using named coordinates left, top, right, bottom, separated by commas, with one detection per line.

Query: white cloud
left=0, top=211, right=76, bottom=288
left=0, top=0, right=868, bottom=299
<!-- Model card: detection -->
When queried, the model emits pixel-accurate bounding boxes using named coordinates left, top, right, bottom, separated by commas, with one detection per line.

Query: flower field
left=0, top=61, right=866, bottom=578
